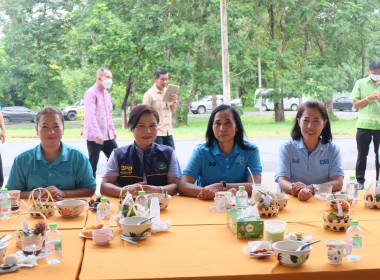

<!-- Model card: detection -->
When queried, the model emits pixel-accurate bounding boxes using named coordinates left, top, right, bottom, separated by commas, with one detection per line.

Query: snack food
left=81, top=224, right=104, bottom=237
left=88, top=196, right=110, bottom=210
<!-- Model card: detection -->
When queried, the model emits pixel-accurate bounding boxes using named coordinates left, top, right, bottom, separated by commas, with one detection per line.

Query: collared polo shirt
left=183, top=141, right=262, bottom=187
left=143, top=84, right=173, bottom=136
left=83, top=84, right=116, bottom=141
left=6, top=143, right=96, bottom=191
left=350, top=76, right=380, bottom=130
left=275, top=138, right=344, bottom=185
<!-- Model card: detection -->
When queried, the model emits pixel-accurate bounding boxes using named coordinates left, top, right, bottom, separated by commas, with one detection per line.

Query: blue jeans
left=87, top=139, right=118, bottom=177
left=154, top=135, right=175, bottom=150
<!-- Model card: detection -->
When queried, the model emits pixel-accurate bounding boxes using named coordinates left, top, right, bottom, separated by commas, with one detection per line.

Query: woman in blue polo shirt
left=179, top=104, right=262, bottom=200
left=6, top=107, right=96, bottom=200
left=276, top=101, right=344, bottom=201
left=100, top=105, right=181, bottom=197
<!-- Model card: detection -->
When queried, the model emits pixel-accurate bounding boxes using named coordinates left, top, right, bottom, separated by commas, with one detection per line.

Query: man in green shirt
left=351, top=60, right=380, bottom=188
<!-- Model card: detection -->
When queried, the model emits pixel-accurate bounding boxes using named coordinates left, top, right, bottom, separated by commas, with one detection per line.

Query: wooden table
left=4, top=193, right=380, bottom=279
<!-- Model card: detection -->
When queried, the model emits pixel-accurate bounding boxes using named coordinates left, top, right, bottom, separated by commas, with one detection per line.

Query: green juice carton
left=227, top=210, right=263, bottom=239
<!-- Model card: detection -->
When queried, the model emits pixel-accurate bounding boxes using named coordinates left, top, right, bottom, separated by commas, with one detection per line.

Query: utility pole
left=220, top=0, right=231, bottom=105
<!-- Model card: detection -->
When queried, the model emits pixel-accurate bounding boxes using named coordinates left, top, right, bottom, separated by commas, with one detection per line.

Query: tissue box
left=227, top=210, right=263, bottom=239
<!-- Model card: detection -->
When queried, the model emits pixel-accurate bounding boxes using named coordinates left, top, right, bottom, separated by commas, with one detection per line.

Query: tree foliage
left=0, top=0, right=379, bottom=122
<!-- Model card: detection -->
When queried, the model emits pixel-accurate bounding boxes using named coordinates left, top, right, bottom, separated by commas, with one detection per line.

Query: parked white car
left=190, top=95, right=242, bottom=114
left=254, top=88, right=303, bottom=111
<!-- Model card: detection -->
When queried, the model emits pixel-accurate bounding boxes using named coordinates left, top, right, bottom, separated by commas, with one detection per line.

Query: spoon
left=137, top=217, right=154, bottom=225
left=120, top=236, right=137, bottom=245
left=296, top=240, right=321, bottom=251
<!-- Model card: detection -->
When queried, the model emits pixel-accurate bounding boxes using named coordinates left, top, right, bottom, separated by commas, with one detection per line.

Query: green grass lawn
left=5, top=114, right=358, bottom=141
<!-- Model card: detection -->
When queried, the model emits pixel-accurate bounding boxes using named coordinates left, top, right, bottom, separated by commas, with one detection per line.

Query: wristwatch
left=221, top=181, right=227, bottom=191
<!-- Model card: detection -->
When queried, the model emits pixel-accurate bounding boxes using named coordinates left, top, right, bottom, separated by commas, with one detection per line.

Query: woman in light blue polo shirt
left=179, top=104, right=262, bottom=200
left=276, top=101, right=344, bottom=201
left=6, top=107, right=96, bottom=200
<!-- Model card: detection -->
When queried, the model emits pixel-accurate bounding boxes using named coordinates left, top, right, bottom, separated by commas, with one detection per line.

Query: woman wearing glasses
left=275, top=101, right=344, bottom=201
left=6, top=107, right=96, bottom=200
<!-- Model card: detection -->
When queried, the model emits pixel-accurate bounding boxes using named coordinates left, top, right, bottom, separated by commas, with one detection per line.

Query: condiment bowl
left=119, top=217, right=152, bottom=239
left=56, top=199, right=86, bottom=218
left=146, top=193, right=171, bottom=210
left=272, top=240, right=312, bottom=267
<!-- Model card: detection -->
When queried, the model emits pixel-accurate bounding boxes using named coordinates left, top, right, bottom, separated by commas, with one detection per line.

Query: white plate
left=0, top=265, right=19, bottom=274
left=242, top=246, right=274, bottom=259
left=298, top=235, right=313, bottom=243
left=16, top=250, right=46, bottom=260
left=79, top=232, right=93, bottom=239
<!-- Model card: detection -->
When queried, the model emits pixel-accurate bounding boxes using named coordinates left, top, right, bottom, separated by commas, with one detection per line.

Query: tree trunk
left=274, top=6, right=285, bottom=122
left=121, top=76, right=134, bottom=129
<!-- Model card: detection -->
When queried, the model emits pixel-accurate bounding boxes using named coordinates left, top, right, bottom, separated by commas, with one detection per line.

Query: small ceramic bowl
left=0, top=242, right=8, bottom=261
left=272, top=193, right=290, bottom=210
left=56, top=199, right=86, bottom=218
left=119, top=217, right=152, bottom=240
left=146, top=193, right=171, bottom=210
left=272, top=240, right=312, bottom=267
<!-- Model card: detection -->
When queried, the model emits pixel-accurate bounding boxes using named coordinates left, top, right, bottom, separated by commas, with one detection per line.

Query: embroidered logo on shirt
left=120, top=165, right=132, bottom=176
left=292, top=159, right=299, bottom=164
left=209, top=162, right=216, bottom=166
left=320, top=159, right=329, bottom=164
left=157, top=162, right=167, bottom=171
left=236, top=156, right=247, bottom=165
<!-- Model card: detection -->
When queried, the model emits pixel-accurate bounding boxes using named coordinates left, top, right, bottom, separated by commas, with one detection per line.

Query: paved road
left=1, top=137, right=376, bottom=178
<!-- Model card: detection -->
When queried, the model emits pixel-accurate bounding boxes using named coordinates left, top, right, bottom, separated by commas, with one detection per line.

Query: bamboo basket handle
left=28, top=188, right=55, bottom=207
left=15, top=211, right=48, bottom=236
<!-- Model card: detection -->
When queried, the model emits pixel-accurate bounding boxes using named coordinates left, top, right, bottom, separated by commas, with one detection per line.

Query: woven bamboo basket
left=28, top=188, right=55, bottom=218
left=364, top=181, right=380, bottom=209
left=15, top=211, right=47, bottom=249
left=256, top=191, right=279, bottom=218
left=323, top=199, right=351, bottom=232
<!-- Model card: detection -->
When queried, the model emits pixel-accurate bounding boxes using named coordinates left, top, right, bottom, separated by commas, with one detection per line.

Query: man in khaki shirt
left=143, top=68, right=179, bottom=149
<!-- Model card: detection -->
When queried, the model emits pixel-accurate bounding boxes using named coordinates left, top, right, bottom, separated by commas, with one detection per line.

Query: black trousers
left=87, top=139, right=118, bottom=178
left=0, top=153, right=3, bottom=188
left=154, top=135, right=175, bottom=150
left=355, top=128, right=380, bottom=184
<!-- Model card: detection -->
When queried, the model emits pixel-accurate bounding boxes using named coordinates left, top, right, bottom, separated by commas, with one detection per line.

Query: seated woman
left=100, top=104, right=181, bottom=197
left=276, top=101, right=344, bottom=201
left=6, top=107, right=96, bottom=200
left=179, top=104, right=262, bottom=200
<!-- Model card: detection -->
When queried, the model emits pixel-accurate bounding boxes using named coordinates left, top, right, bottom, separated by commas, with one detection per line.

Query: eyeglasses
left=39, top=127, right=62, bottom=133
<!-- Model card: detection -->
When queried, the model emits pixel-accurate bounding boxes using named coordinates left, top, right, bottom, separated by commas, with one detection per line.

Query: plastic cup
left=264, top=220, right=286, bottom=243
left=8, top=190, right=20, bottom=212
left=315, top=184, right=332, bottom=200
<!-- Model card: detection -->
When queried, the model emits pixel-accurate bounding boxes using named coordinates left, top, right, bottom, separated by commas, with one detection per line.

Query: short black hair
left=369, top=60, right=380, bottom=70
left=154, top=68, right=168, bottom=79
left=205, top=104, right=252, bottom=150
left=128, top=104, right=160, bottom=131
left=36, top=106, right=64, bottom=126
left=291, top=100, right=332, bottom=144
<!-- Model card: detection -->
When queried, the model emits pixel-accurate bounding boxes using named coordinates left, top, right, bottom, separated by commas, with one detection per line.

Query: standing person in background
left=143, top=68, right=179, bottom=150
left=0, top=111, right=5, bottom=187
left=84, top=67, right=117, bottom=178
left=351, top=60, right=380, bottom=189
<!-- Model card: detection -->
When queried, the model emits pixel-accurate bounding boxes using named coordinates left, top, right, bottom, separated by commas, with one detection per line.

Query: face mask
left=370, top=74, right=380, bottom=82
left=102, top=79, right=113, bottom=89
